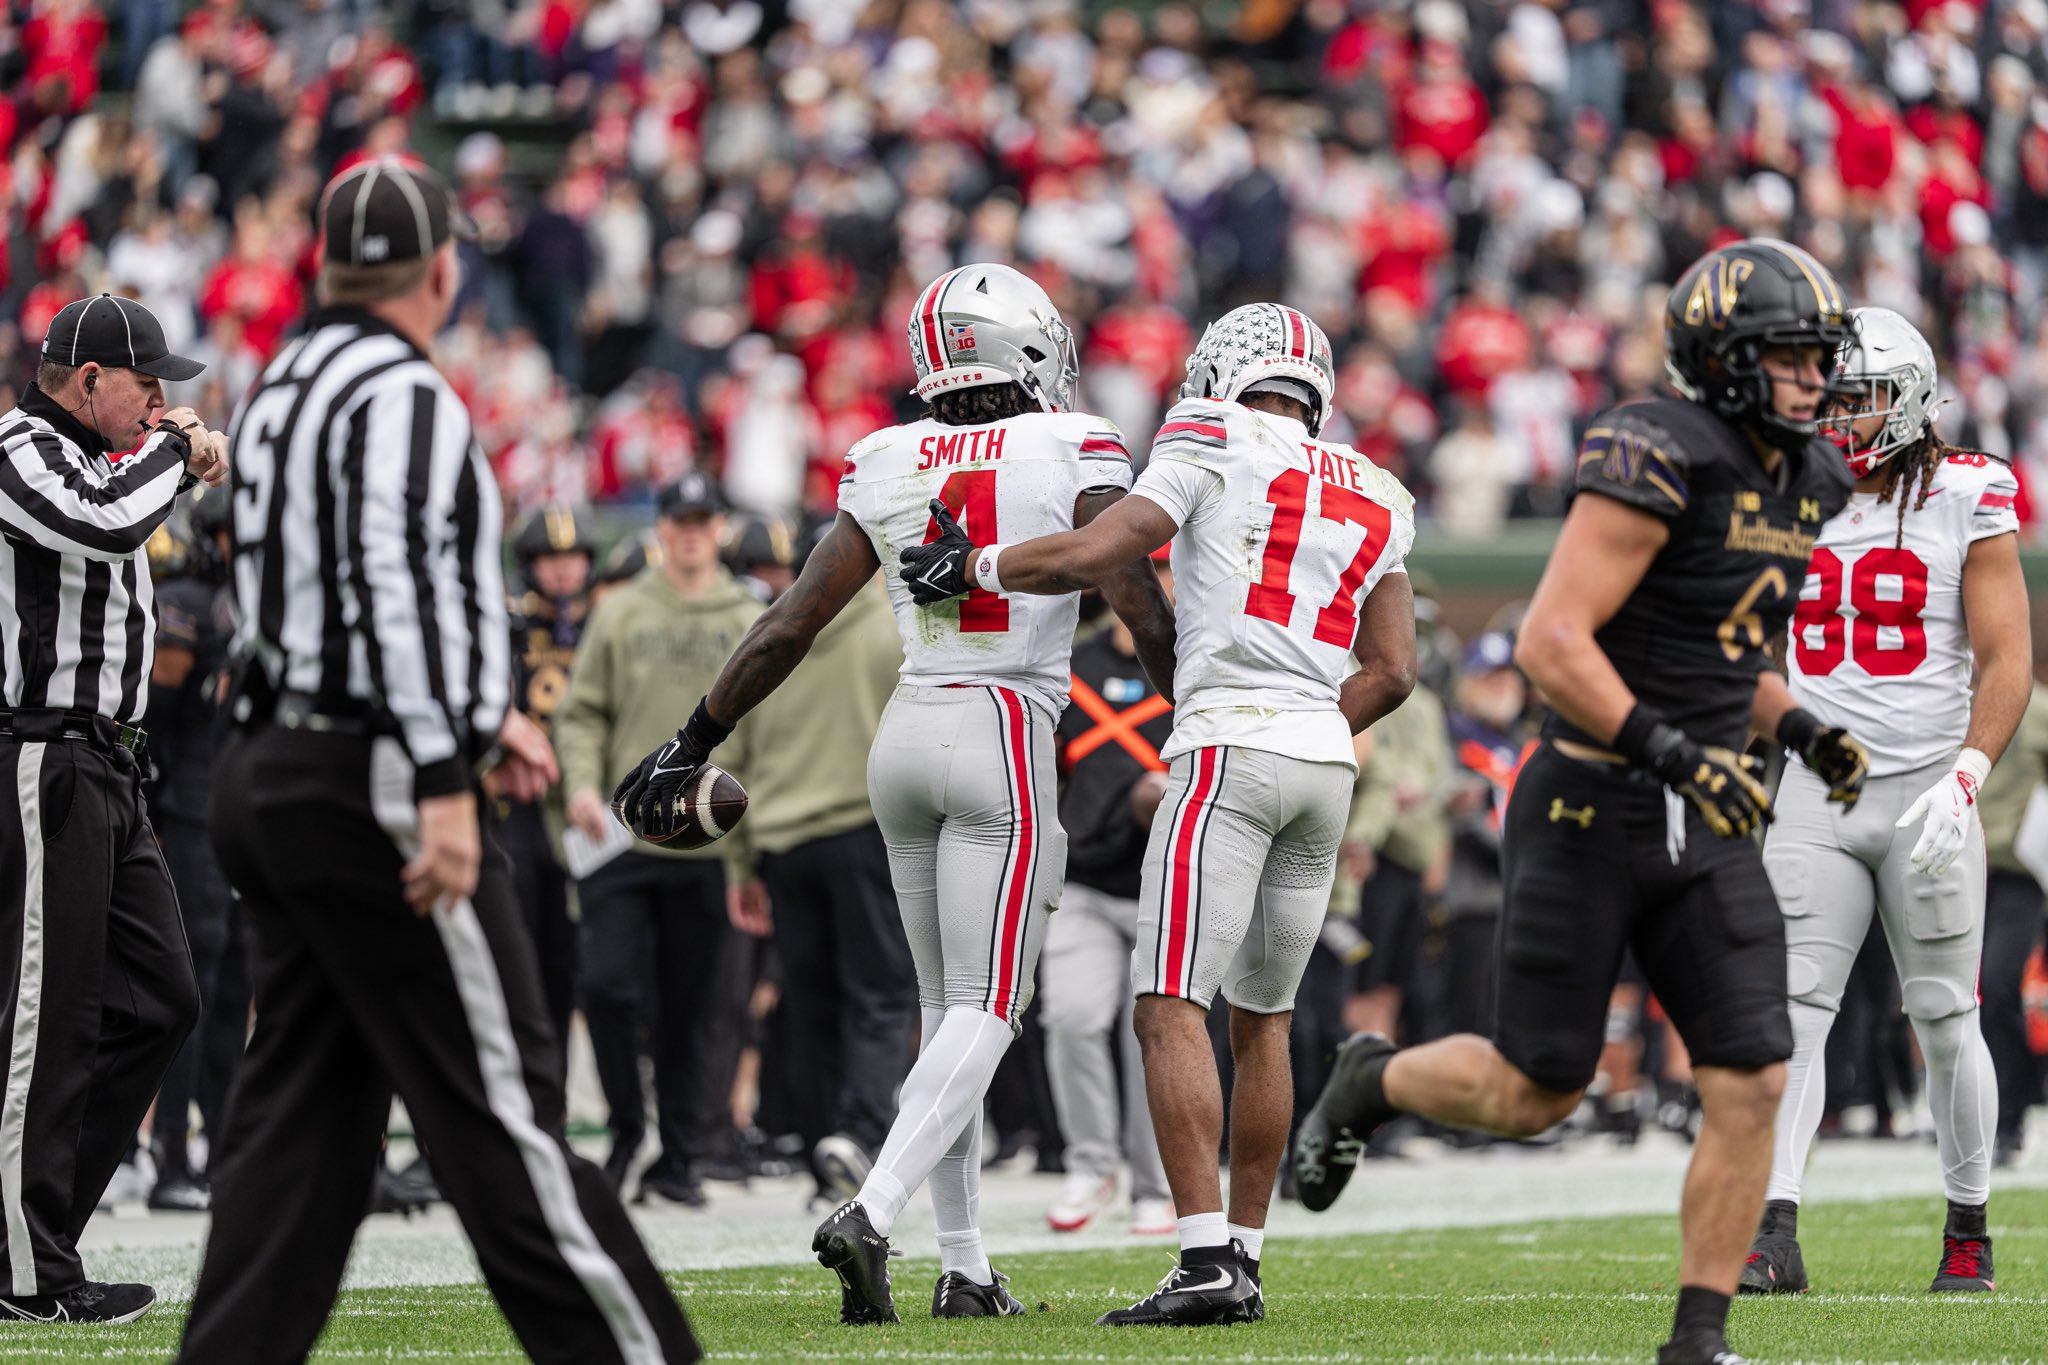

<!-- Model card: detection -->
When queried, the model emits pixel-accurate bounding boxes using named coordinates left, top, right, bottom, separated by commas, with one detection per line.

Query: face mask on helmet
left=1182, top=303, right=1338, bottom=435
left=1817, top=306, right=1938, bottom=478
left=908, top=264, right=1079, bottom=414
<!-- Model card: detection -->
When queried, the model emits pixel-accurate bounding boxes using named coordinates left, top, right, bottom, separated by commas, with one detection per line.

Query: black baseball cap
left=321, top=157, right=476, bottom=267
left=658, top=472, right=725, bottom=520
left=42, top=294, right=205, bottom=381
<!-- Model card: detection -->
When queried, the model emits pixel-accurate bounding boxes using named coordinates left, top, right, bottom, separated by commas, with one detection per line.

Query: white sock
left=1766, top=1000, right=1834, bottom=1205
left=1228, top=1223, right=1265, bottom=1262
left=1177, top=1210, right=1229, bottom=1255
left=855, top=1006, right=1013, bottom=1237
left=927, top=1007, right=991, bottom=1281
left=1913, top=1008, right=1997, bottom=1207
left=936, top=1229, right=992, bottom=1284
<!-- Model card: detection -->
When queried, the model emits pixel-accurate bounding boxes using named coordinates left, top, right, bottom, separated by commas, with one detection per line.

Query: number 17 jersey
left=1131, top=397, right=1416, bottom=769
left=1788, top=452, right=2019, bottom=775
left=838, top=410, right=1132, bottom=716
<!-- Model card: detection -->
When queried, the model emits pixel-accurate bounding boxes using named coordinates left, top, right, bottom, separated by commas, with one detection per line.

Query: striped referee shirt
left=229, top=308, right=509, bottom=798
left=0, top=385, right=193, bottom=725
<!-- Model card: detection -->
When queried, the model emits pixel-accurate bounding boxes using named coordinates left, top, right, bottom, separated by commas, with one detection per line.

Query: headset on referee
left=173, top=157, right=699, bottom=1365
left=0, top=293, right=228, bottom=1324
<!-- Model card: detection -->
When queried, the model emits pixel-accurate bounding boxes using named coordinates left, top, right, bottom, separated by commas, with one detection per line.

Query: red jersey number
left=925, top=469, right=1007, bottom=633
left=1243, top=468, right=1394, bottom=647
left=1792, top=546, right=1929, bottom=677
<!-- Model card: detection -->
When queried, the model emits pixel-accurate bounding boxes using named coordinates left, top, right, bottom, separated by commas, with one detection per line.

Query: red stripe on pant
left=990, top=687, right=1036, bottom=1022
left=1162, top=747, right=1220, bottom=997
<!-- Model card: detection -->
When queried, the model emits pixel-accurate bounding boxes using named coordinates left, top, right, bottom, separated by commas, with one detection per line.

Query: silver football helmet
left=1181, top=302, right=1338, bottom=434
left=908, top=263, right=1078, bottom=413
left=1824, top=305, right=1937, bottom=478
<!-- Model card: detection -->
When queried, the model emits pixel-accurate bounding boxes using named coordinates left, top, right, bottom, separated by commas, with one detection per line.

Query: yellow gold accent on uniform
left=1723, top=513, right=1816, bottom=559
left=1548, top=799, right=1595, bottom=828
left=1717, top=565, right=1789, bottom=662
left=1799, top=497, right=1821, bottom=522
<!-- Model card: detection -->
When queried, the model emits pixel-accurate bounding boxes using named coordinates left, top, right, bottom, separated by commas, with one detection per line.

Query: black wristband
left=1613, top=704, right=1671, bottom=766
left=678, top=696, right=733, bottom=768
left=1775, top=707, right=1821, bottom=754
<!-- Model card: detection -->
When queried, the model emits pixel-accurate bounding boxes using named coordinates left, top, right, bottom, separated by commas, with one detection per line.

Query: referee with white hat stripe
left=176, top=158, right=698, bottom=1364
left=0, top=292, right=227, bottom=1324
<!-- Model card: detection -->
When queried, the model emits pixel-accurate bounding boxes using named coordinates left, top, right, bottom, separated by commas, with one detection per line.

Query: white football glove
left=1895, top=747, right=1991, bottom=877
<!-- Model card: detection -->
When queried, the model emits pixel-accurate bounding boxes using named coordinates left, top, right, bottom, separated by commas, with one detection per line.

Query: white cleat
left=1046, top=1171, right=1118, bottom=1232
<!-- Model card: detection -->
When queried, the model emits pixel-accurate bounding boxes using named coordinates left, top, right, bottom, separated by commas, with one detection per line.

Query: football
left=642, top=763, right=748, bottom=850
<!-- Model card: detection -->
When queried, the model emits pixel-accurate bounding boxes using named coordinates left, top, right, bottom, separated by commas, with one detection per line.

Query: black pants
left=151, top=813, right=250, bottom=1178
left=577, top=851, right=728, bottom=1173
left=500, top=798, right=577, bottom=1054
left=180, top=727, right=696, bottom=1364
left=758, top=823, right=916, bottom=1154
left=0, top=736, right=196, bottom=1296
left=1983, top=869, right=2046, bottom=1139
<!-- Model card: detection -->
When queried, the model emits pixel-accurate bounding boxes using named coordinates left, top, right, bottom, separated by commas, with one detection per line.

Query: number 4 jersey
left=838, top=410, right=1133, bottom=714
left=1787, top=452, right=2019, bottom=775
left=1130, top=397, right=1417, bottom=770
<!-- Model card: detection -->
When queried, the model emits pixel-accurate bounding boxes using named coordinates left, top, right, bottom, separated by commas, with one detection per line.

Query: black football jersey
left=1545, top=397, right=1852, bottom=752
left=508, top=590, right=589, bottom=738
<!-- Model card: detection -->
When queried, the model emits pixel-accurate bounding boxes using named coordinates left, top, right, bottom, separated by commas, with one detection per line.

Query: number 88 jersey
left=1130, top=396, right=1416, bottom=770
left=1788, top=452, right=2020, bottom=775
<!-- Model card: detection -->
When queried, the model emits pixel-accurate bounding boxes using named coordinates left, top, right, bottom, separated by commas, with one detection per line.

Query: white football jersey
left=839, top=410, right=1132, bottom=715
left=1132, top=397, right=1416, bottom=769
left=1788, top=453, right=2020, bottom=776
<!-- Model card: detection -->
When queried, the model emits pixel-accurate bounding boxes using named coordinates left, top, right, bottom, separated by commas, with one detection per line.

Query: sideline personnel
left=175, top=159, right=698, bottom=1365
left=0, top=292, right=223, bottom=1323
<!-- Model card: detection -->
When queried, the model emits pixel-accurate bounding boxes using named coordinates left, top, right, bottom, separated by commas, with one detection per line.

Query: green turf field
left=8, top=1189, right=2047, bottom=1362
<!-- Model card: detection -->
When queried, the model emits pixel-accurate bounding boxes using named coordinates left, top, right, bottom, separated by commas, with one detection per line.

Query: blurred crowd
left=8, top=0, right=2048, bottom=532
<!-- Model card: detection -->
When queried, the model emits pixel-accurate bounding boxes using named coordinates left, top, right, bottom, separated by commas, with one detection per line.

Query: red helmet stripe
left=1286, top=307, right=1306, bottom=360
left=919, top=269, right=959, bottom=373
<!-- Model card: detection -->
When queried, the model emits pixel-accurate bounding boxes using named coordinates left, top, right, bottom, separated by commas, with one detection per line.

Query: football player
left=1292, top=240, right=1871, bottom=1365
left=1742, top=307, right=2028, bottom=1296
left=900, top=302, right=1420, bottom=1325
left=609, top=264, right=1175, bottom=1324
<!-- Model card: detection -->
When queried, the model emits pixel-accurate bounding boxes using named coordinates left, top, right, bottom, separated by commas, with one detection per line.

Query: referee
left=0, top=293, right=224, bottom=1324
left=176, top=160, right=698, bottom=1365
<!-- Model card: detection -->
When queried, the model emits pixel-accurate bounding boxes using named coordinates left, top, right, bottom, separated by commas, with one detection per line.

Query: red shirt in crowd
left=201, top=255, right=306, bottom=360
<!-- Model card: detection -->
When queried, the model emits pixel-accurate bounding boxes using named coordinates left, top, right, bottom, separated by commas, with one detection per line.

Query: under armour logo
left=1799, top=497, right=1821, bottom=522
left=1548, top=799, right=1595, bottom=828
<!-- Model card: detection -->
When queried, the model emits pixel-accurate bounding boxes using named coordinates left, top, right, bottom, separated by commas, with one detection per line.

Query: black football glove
left=609, top=698, right=731, bottom=841
left=1619, top=706, right=1774, bottom=839
left=898, top=499, right=975, bottom=605
left=1777, top=708, right=1868, bottom=811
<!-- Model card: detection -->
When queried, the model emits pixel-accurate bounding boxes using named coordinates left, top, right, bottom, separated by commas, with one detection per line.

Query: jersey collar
left=20, top=382, right=114, bottom=458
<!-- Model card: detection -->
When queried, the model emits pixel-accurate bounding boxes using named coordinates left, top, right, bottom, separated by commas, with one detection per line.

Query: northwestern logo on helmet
left=1681, top=257, right=1755, bottom=330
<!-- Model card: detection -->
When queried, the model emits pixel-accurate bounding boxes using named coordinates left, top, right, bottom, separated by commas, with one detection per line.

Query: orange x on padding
left=1064, top=675, right=1171, bottom=771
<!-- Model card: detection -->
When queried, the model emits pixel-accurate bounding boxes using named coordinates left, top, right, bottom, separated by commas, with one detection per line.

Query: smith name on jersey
left=1550, top=396, right=1854, bottom=753
left=838, top=409, right=1131, bottom=716
left=1788, top=452, right=2019, bottom=774
left=1130, top=396, right=1416, bottom=770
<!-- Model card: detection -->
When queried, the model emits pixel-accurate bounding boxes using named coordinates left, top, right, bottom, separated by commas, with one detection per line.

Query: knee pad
left=1784, top=949, right=1841, bottom=1011
left=1902, top=976, right=1976, bottom=1024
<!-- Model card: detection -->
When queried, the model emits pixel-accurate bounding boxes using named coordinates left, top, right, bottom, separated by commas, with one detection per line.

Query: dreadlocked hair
left=1873, top=430, right=1949, bottom=550
left=930, top=382, right=1035, bottom=426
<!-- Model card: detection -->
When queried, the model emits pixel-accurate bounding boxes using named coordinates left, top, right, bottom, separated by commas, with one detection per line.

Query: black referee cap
left=320, top=157, right=475, bottom=267
left=42, top=294, right=205, bottom=381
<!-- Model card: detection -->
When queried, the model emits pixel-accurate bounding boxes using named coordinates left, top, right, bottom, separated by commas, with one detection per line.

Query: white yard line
left=70, top=1125, right=2048, bottom=1305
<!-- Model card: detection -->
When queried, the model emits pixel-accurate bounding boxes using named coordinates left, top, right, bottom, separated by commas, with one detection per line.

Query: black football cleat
left=932, top=1268, right=1026, bottom=1318
left=1294, top=1032, right=1397, bottom=1213
left=1931, top=1234, right=1995, bottom=1292
left=813, top=1200, right=900, bottom=1324
left=1738, top=1199, right=1807, bottom=1294
left=1095, top=1253, right=1261, bottom=1326
left=1738, top=1235, right=1808, bottom=1294
left=1233, top=1239, right=1265, bottom=1322
left=1657, top=1331, right=1749, bottom=1365
left=0, top=1281, right=156, bottom=1324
